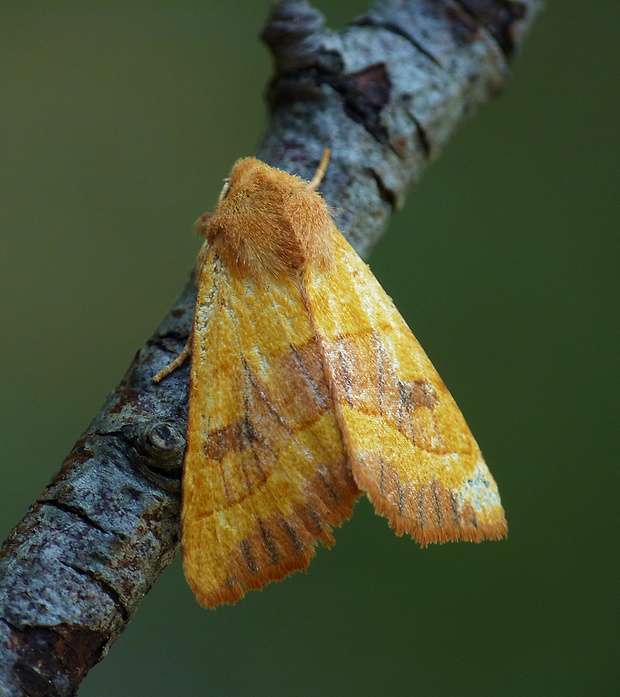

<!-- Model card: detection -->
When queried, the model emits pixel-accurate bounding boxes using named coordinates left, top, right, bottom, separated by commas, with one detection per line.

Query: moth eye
left=218, top=178, right=231, bottom=203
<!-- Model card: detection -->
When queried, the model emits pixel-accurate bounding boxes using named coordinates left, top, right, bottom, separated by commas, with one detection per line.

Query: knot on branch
left=132, top=421, right=185, bottom=472
left=262, top=0, right=331, bottom=72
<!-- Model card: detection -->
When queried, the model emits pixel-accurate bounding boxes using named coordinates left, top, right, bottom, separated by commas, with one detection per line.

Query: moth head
left=203, top=158, right=336, bottom=279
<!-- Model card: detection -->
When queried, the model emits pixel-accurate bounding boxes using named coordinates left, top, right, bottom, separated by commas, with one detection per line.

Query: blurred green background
left=1, top=2, right=618, bottom=695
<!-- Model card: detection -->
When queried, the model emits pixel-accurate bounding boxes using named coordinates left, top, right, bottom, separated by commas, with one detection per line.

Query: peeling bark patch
left=322, top=63, right=392, bottom=144
left=444, top=2, right=481, bottom=41
left=347, top=64, right=391, bottom=111
left=10, top=622, right=108, bottom=696
left=450, top=0, right=527, bottom=57
left=266, top=63, right=392, bottom=144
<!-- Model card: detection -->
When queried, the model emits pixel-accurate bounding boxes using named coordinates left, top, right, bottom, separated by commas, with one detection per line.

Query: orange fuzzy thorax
left=202, top=158, right=336, bottom=279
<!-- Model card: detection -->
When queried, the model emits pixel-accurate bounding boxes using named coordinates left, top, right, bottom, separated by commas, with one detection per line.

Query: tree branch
left=0, top=1, right=540, bottom=694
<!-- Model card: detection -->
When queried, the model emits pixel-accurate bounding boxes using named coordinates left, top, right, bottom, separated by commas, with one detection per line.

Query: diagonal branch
left=0, top=1, right=540, bottom=694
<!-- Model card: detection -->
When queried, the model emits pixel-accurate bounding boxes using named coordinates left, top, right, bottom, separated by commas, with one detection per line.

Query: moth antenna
left=307, top=149, right=331, bottom=191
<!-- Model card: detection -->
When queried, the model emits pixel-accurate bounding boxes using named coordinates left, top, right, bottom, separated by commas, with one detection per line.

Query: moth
left=154, top=150, right=506, bottom=608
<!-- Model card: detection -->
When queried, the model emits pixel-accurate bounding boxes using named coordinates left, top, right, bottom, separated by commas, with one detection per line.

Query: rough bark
left=0, top=1, right=541, bottom=694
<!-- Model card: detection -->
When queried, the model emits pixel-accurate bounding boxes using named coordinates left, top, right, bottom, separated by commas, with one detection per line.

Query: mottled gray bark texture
left=0, top=1, right=540, bottom=694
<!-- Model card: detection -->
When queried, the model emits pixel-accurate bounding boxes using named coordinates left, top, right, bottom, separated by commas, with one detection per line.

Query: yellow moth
left=154, top=150, right=507, bottom=608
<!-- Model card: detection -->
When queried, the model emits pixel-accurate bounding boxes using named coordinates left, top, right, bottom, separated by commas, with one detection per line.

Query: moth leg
left=153, top=210, right=212, bottom=385
left=152, top=330, right=193, bottom=383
